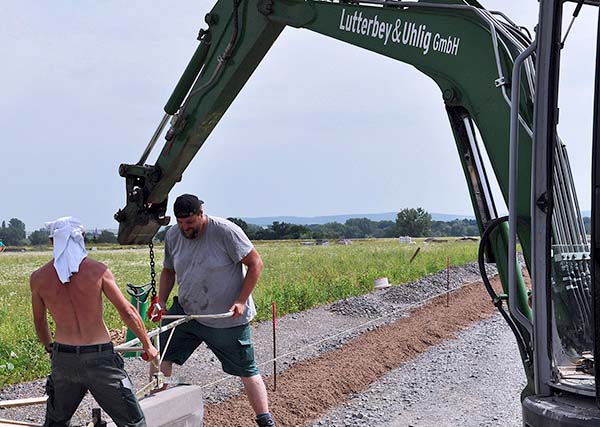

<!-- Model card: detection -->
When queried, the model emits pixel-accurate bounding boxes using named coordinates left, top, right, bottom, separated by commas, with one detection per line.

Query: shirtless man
left=30, top=216, right=158, bottom=427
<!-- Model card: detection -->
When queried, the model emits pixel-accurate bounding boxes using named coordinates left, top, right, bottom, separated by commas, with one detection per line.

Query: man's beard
left=180, top=227, right=199, bottom=239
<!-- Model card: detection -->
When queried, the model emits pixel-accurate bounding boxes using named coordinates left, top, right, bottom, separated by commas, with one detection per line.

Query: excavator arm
left=115, top=0, right=285, bottom=243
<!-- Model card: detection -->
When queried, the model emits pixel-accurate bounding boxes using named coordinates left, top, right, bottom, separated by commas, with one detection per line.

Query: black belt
left=54, top=342, right=113, bottom=354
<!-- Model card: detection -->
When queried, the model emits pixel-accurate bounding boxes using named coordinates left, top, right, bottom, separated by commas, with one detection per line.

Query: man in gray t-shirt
left=163, top=211, right=257, bottom=328
left=151, top=194, right=275, bottom=427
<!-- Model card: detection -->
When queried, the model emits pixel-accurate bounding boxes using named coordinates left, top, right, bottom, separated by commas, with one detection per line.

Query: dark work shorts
left=44, top=343, right=145, bottom=427
left=159, top=297, right=259, bottom=377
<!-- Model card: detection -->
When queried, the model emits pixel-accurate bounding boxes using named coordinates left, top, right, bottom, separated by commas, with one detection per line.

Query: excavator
left=114, top=0, right=600, bottom=425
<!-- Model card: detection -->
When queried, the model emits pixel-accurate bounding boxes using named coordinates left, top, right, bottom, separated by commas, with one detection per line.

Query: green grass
left=0, top=239, right=478, bottom=387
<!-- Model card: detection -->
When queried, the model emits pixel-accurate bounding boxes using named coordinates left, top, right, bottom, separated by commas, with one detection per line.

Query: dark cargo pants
left=44, top=343, right=146, bottom=427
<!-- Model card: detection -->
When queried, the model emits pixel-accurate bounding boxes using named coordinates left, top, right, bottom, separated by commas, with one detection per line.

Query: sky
left=1, top=1, right=597, bottom=231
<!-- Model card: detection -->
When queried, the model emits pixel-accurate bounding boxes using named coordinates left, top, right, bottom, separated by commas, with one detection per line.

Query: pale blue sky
left=1, top=1, right=596, bottom=230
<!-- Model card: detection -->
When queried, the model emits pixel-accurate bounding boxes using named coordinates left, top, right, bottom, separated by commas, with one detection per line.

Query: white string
left=198, top=281, right=482, bottom=390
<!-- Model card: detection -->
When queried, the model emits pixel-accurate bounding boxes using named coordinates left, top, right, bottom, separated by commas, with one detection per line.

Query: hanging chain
left=149, top=241, right=157, bottom=299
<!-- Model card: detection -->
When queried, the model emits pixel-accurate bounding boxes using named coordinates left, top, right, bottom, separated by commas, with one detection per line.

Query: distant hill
left=241, top=212, right=475, bottom=226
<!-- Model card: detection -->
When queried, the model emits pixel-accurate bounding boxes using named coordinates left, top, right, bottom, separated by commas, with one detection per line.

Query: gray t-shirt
left=163, top=215, right=256, bottom=328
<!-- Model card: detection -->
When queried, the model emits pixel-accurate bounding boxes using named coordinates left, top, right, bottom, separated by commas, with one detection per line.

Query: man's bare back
left=32, top=217, right=158, bottom=426
left=31, top=258, right=112, bottom=345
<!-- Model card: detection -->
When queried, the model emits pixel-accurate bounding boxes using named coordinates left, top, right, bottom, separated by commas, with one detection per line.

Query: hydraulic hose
left=478, top=216, right=533, bottom=365
left=184, top=0, right=242, bottom=106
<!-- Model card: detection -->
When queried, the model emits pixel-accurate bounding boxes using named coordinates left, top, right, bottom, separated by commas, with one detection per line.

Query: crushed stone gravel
left=312, top=314, right=525, bottom=426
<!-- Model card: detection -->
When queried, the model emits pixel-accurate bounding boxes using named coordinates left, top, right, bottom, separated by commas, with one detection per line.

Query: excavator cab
left=521, top=1, right=600, bottom=425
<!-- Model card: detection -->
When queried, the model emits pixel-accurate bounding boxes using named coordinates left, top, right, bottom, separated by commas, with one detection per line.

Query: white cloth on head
left=45, top=216, right=88, bottom=284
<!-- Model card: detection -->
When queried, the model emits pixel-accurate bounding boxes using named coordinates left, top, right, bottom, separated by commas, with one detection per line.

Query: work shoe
left=255, top=413, right=276, bottom=426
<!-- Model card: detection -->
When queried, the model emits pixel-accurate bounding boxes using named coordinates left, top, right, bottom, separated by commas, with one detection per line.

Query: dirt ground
left=204, top=278, right=503, bottom=427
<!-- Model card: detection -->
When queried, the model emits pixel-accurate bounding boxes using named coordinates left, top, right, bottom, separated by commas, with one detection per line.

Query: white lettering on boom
left=338, top=8, right=460, bottom=57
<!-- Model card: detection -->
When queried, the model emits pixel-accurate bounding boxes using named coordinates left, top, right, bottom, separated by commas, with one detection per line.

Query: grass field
left=0, top=238, right=479, bottom=387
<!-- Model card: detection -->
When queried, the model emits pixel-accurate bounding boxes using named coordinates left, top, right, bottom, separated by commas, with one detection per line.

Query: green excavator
left=115, top=0, right=600, bottom=424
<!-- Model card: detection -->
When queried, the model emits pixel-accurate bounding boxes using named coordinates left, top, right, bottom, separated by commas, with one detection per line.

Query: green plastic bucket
left=123, top=283, right=151, bottom=358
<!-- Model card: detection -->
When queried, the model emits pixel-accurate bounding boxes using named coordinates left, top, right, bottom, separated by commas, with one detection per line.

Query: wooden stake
left=0, top=397, right=48, bottom=408
left=409, top=247, right=421, bottom=263
left=272, top=301, right=277, bottom=392
left=0, top=418, right=43, bottom=427
left=446, top=256, right=450, bottom=307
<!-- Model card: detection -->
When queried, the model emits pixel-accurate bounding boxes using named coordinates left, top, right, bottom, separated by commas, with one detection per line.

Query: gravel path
left=0, top=262, right=525, bottom=426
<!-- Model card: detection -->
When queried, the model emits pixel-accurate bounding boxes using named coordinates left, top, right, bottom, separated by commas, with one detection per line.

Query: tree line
left=221, top=208, right=482, bottom=240
left=4, top=209, right=593, bottom=247
left=0, top=219, right=119, bottom=247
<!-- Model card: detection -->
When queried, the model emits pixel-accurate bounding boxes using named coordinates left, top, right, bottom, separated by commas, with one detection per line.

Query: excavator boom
left=116, top=0, right=533, bottom=247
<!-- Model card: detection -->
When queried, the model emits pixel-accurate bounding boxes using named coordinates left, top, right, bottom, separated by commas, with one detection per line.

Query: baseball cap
left=173, top=194, right=204, bottom=218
